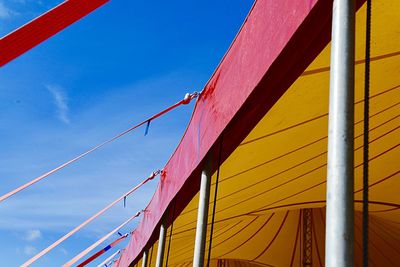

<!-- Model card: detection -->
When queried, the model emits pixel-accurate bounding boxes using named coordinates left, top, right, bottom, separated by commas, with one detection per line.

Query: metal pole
left=155, top=219, right=167, bottom=267
left=142, top=249, right=148, bottom=267
left=325, top=0, right=355, bottom=267
left=193, top=157, right=212, bottom=267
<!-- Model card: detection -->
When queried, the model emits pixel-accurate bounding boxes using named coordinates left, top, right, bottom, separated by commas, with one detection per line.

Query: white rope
left=63, top=211, right=140, bottom=266
left=22, top=171, right=160, bottom=266
left=97, top=250, right=121, bottom=267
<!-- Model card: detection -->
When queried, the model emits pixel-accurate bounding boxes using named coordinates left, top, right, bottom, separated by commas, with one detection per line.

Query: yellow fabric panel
left=138, top=240, right=158, bottom=267
left=155, top=1, right=400, bottom=266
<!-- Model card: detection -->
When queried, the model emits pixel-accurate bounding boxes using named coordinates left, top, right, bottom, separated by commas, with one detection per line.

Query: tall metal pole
left=325, top=0, right=355, bottom=267
left=193, top=157, right=212, bottom=267
left=155, top=219, right=167, bottom=267
left=141, top=249, right=148, bottom=267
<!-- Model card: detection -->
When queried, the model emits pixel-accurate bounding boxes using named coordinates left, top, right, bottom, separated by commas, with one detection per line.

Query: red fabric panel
left=115, top=1, right=334, bottom=266
left=0, top=0, right=108, bottom=67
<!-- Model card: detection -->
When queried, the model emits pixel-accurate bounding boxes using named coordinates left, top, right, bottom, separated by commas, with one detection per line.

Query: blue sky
left=0, top=0, right=253, bottom=266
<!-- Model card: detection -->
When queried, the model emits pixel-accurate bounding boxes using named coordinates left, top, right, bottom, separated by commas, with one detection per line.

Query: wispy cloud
left=23, top=245, right=37, bottom=256
left=46, top=84, right=70, bottom=124
left=25, top=229, right=42, bottom=241
left=59, top=247, right=68, bottom=256
left=0, top=75, right=191, bottom=234
left=0, top=1, right=13, bottom=19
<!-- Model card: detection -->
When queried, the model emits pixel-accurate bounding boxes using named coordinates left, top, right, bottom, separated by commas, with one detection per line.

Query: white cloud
left=0, top=74, right=192, bottom=238
left=46, top=84, right=70, bottom=124
left=25, top=229, right=42, bottom=241
left=0, top=2, right=12, bottom=19
left=23, top=245, right=37, bottom=256
left=59, top=247, right=68, bottom=256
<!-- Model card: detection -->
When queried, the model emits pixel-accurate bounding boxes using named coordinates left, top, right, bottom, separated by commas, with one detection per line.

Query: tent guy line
left=0, top=92, right=198, bottom=203
left=64, top=211, right=143, bottom=266
left=21, top=171, right=160, bottom=266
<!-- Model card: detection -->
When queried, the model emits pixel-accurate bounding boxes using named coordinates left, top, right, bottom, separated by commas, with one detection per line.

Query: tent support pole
left=155, top=219, right=167, bottom=267
left=193, top=156, right=212, bottom=267
left=141, top=249, right=148, bottom=267
left=325, top=0, right=355, bottom=267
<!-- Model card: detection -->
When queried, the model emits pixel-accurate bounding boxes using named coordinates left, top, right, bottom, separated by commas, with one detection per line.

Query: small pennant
left=144, top=120, right=151, bottom=136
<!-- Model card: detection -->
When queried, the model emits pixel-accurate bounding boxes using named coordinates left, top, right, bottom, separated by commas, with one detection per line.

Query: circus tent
left=115, top=0, right=400, bottom=266
left=1, top=0, right=399, bottom=266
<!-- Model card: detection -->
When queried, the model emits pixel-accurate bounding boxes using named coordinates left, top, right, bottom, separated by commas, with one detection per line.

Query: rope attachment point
left=182, top=91, right=199, bottom=105
left=148, top=170, right=162, bottom=181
